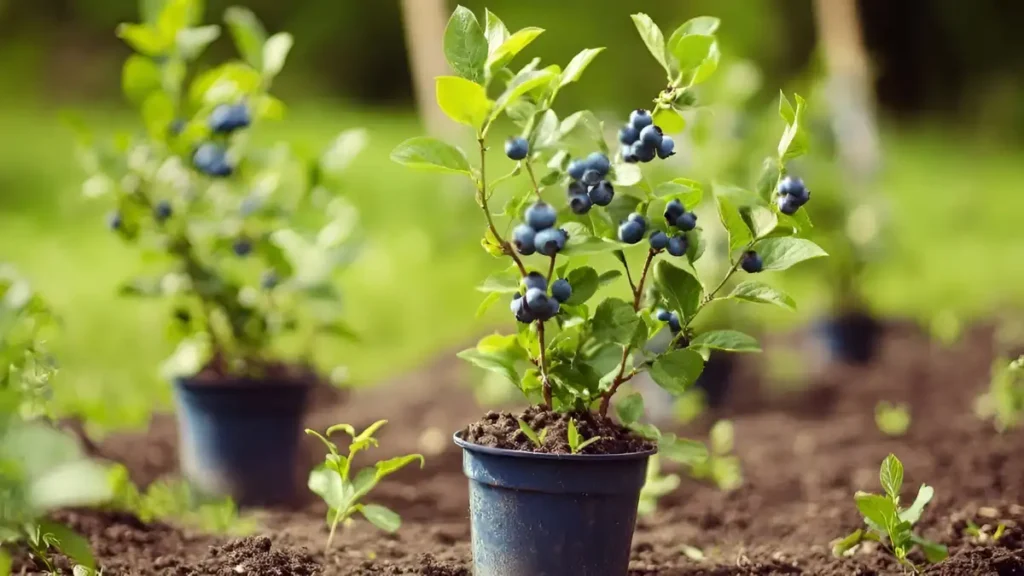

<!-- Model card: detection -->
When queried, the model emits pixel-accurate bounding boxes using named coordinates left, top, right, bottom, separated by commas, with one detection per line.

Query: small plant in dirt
left=72, top=0, right=364, bottom=385
left=305, top=421, right=424, bottom=548
left=687, top=420, right=742, bottom=491
left=637, top=455, right=680, bottom=518
left=875, top=401, right=911, bottom=437
left=832, top=454, right=947, bottom=570
left=977, top=355, right=1024, bottom=432
left=391, top=8, right=827, bottom=455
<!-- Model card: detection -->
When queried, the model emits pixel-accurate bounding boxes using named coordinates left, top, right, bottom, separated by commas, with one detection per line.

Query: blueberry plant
left=305, top=421, right=424, bottom=548
left=73, top=0, right=363, bottom=383
left=391, top=7, right=826, bottom=452
left=832, top=454, right=947, bottom=570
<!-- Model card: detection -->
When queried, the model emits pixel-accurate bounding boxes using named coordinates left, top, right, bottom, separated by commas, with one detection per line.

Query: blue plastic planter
left=454, top=433, right=655, bottom=576
left=174, top=375, right=311, bottom=506
left=817, top=312, right=881, bottom=365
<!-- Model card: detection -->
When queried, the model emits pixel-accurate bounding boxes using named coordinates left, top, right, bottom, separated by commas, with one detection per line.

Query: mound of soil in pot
left=460, top=404, right=653, bottom=454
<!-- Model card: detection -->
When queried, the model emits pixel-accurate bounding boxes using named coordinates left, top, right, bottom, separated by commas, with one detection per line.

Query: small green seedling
left=637, top=455, right=680, bottom=518
left=875, top=401, right=911, bottom=437
left=832, top=454, right=947, bottom=570
left=517, top=418, right=548, bottom=448
left=567, top=419, right=601, bottom=454
left=689, top=420, right=742, bottom=491
left=305, top=420, right=424, bottom=548
left=963, top=520, right=1006, bottom=543
left=977, top=355, right=1024, bottom=431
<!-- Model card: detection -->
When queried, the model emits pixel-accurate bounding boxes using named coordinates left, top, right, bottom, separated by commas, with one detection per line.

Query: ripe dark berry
left=740, top=250, right=764, bottom=273
left=618, top=217, right=646, bottom=245
left=632, top=141, right=656, bottom=163
left=567, top=180, right=587, bottom=197
left=639, top=125, right=663, bottom=148
left=618, top=125, right=640, bottom=145
left=664, top=199, right=684, bottom=222
left=505, top=137, right=529, bottom=160
left=657, top=136, right=676, bottom=159
left=534, top=228, right=567, bottom=256
left=585, top=152, right=611, bottom=176
left=261, top=270, right=279, bottom=289
left=667, top=313, right=682, bottom=333
left=589, top=180, right=614, bottom=206
left=569, top=193, right=592, bottom=215
left=513, top=224, right=537, bottom=255
left=511, top=293, right=535, bottom=323
left=525, top=287, right=548, bottom=312
left=107, top=211, right=123, bottom=231
left=567, top=159, right=587, bottom=181
left=667, top=235, right=688, bottom=257
left=629, top=109, right=653, bottom=131
left=622, top=145, right=639, bottom=164
left=233, top=238, right=253, bottom=257
left=628, top=212, right=647, bottom=226
left=193, top=142, right=233, bottom=177
left=674, top=211, right=697, bottom=232
left=208, top=103, right=251, bottom=134
left=546, top=296, right=561, bottom=319
left=777, top=194, right=801, bottom=215
left=551, top=278, right=572, bottom=303
left=777, top=176, right=807, bottom=198
left=581, top=169, right=602, bottom=187
left=656, top=309, right=673, bottom=322
left=525, top=202, right=557, bottom=231
left=154, top=200, right=173, bottom=222
left=649, top=230, right=669, bottom=250
left=523, top=272, right=547, bottom=291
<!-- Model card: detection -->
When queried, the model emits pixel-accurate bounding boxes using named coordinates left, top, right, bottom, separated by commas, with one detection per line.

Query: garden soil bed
left=19, top=322, right=1024, bottom=574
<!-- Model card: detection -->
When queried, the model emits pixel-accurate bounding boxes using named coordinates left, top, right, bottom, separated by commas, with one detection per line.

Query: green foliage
left=832, top=454, right=947, bottom=569
left=566, top=419, right=601, bottom=454
left=516, top=418, right=547, bottom=448
left=392, top=8, right=827, bottom=441
left=305, top=420, right=424, bottom=548
left=78, top=0, right=364, bottom=384
left=0, top=266, right=58, bottom=419
left=875, top=401, right=911, bottom=437
left=637, top=455, right=680, bottom=518
left=688, top=420, right=742, bottom=491
left=977, top=355, right=1024, bottom=431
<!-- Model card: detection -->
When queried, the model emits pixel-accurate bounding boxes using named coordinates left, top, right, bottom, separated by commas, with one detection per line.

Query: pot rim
left=453, top=431, right=657, bottom=461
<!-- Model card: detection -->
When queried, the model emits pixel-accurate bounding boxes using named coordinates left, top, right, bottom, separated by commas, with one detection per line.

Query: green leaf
left=615, top=392, right=644, bottom=425
left=308, top=466, right=344, bottom=509
left=672, top=16, right=721, bottom=37
left=653, top=261, right=702, bottom=321
left=653, top=107, right=685, bottom=134
left=0, top=549, right=10, bottom=575
left=630, top=13, right=669, bottom=74
left=359, top=504, right=401, bottom=533
left=560, top=48, right=605, bottom=87
left=116, top=23, right=171, bottom=56
left=855, top=492, right=898, bottom=531
left=142, top=91, right=175, bottom=139
left=779, top=91, right=795, bottom=124
left=658, top=433, right=708, bottom=464
left=778, top=93, right=808, bottom=160
left=491, top=70, right=556, bottom=122
left=654, top=180, right=703, bottom=208
left=879, top=454, right=904, bottom=501
left=484, top=9, right=510, bottom=53
left=691, top=330, right=760, bottom=353
left=30, top=460, right=113, bottom=511
left=37, top=521, right=95, bottom=569
left=670, top=34, right=714, bottom=71
left=443, top=6, right=488, bottom=84
left=691, top=41, right=720, bottom=85
left=223, top=6, right=267, bottom=70
left=488, top=27, right=544, bottom=71
left=375, top=454, right=425, bottom=480
left=899, top=484, right=934, bottom=525
left=715, top=190, right=753, bottom=254
left=435, top=76, right=491, bottom=129
left=567, top=418, right=581, bottom=452
left=563, top=235, right=625, bottom=256
left=391, top=137, right=471, bottom=175
left=726, top=281, right=796, bottom=311
left=709, top=420, right=734, bottom=455
left=122, top=54, right=163, bottom=103
left=176, top=25, right=221, bottom=60
left=457, top=333, right=526, bottom=385
left=477, top=269, right=520, bottom=293
left=740, top=205, right=777, bottom=239
left=564, top=266, right=599, bottom=305
left=911, top=535, right=948, bottom=563
left=591, top=298, right=640, bottom=347
left=753, top=237, right=828, bottom=271
left=517, top=418, right=543, bottom=447
left=650, top=349, right=704, bottom=394
left=262, top=32, right=294, bottom=78
left=831, top=529, right=864, bottom=557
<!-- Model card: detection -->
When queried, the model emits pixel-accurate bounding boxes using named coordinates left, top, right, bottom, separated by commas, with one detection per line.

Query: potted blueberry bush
left=74, top=0, right=364, bottom=505
left=392, top=7, right=827, bottom=575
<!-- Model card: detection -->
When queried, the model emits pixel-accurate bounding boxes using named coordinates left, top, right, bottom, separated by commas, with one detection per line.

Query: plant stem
left=546, top=255, right=557, bottom=284
left=537, top=320, right=552, bottom=408
left=477, top=138, right=527, bottom=277
left=621, top=256, right=636, bottom=294
left=525, top=161, right=543, bottom=200
left=326, top=509, right=343, bottom=549
left=681, top=240, right=754, bottom=333
left=599, top=249, right=657, bottom=416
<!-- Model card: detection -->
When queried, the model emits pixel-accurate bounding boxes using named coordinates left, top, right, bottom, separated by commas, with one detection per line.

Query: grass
left=1, top=102, right=1023, bottom=430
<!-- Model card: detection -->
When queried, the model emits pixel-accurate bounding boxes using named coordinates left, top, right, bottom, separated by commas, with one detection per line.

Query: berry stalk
left=477, top=138, right=527, bottom=277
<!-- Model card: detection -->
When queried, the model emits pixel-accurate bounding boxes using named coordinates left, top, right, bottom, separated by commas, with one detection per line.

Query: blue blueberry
left=567, top=159, right=587, bottom=181
left=511, top=293, right=535, bottom=323
left=513, top=224, right=537, bottom=255
left=193, top=142, right=233, bottom=177
left=107, top=211, right=123, bottom=231
left=261, top=270, right=279, bottom=290
left=740, top=250, right=763, bottom=273
left=208, top=103, right=251, bottom=134
left=523, top=271, right=547, bottom=292
left=628, top=212, right=647, bottom=226
left=581, top=169, right=602, bottom=187
left=664, top=199, right=684, bottom=222
left=525, top=202, right=557, bottom=231
left=639, top=125, right=663, bottom=148
left=618, top=220, right=645, bottom=245
left=525, top=287, right=548, bottom=312
left=667, top=313, right=682, bottom=333
left=649, top=230, right=669, bottom=250
left=567, top=180, right=587, bottom=197
left=589, top=181, right=614, bottom=206
left=631, top=141, right=656, bottom=163
left=505, top=137, right=529, bottom=161
left=534, top=228, right=567, bottom=256
left=667, top=235, right=688, bottom=257
left=777, top=194, right=801, bottom=216
left=777, top=176, right=807, bottom=198
left=629, top=109, right=653, bottom=131
left=569, top=193, right=592, bottom=214
left=656, top=309, right=673, bottom=322
left=545, top=296, right=561, bottom=319
left=154, top=200, right=172, bottom=222
left=551, top=278, right=572, bottom=303
left=674, top=211, right=698, bottom=232
left=619, top=125, right=640, bottom=145
left=657, top=136, right=676, bottom=159
left=585, top=152, right=611, bottom=176
left=621, top=145, right=639, bottom=164
left=233, top=238, right=253, bottom=257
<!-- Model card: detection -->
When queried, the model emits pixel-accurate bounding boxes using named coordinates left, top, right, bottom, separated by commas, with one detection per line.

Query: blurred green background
left=2, top=0, right=1023, bottom=429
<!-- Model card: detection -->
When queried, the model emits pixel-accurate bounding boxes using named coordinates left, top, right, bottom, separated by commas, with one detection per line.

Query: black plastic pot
left=454, top=433, right=655, bottom=576
left=693, top=352, right=736, bottom=408
left=174, top=375, right=310, bottom=506
left=817, top=311, right=882, bottom=365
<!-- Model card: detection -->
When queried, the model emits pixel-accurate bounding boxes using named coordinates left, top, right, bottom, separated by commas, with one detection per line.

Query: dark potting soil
left=187, top=357, right=320, bottom=388
left=460, top=404, right=654, bottom=454
left=19, top=323, right=1024, bottom=575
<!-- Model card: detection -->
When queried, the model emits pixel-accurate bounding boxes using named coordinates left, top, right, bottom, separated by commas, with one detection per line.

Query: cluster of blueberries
left=616, top=198, right=697, bottom=257
left=510, top=271, right=572, bottom=323
left=512, top=202, right=568, bottom=257
left=656, top=309, right=682, bottom=334
left=192, top=102, right=251, bottom=178
left=566, top=152, right=615, bottom=215
left=619, top=109, right=675, bottom=164
left=775, top=175, right=810, bottom=215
